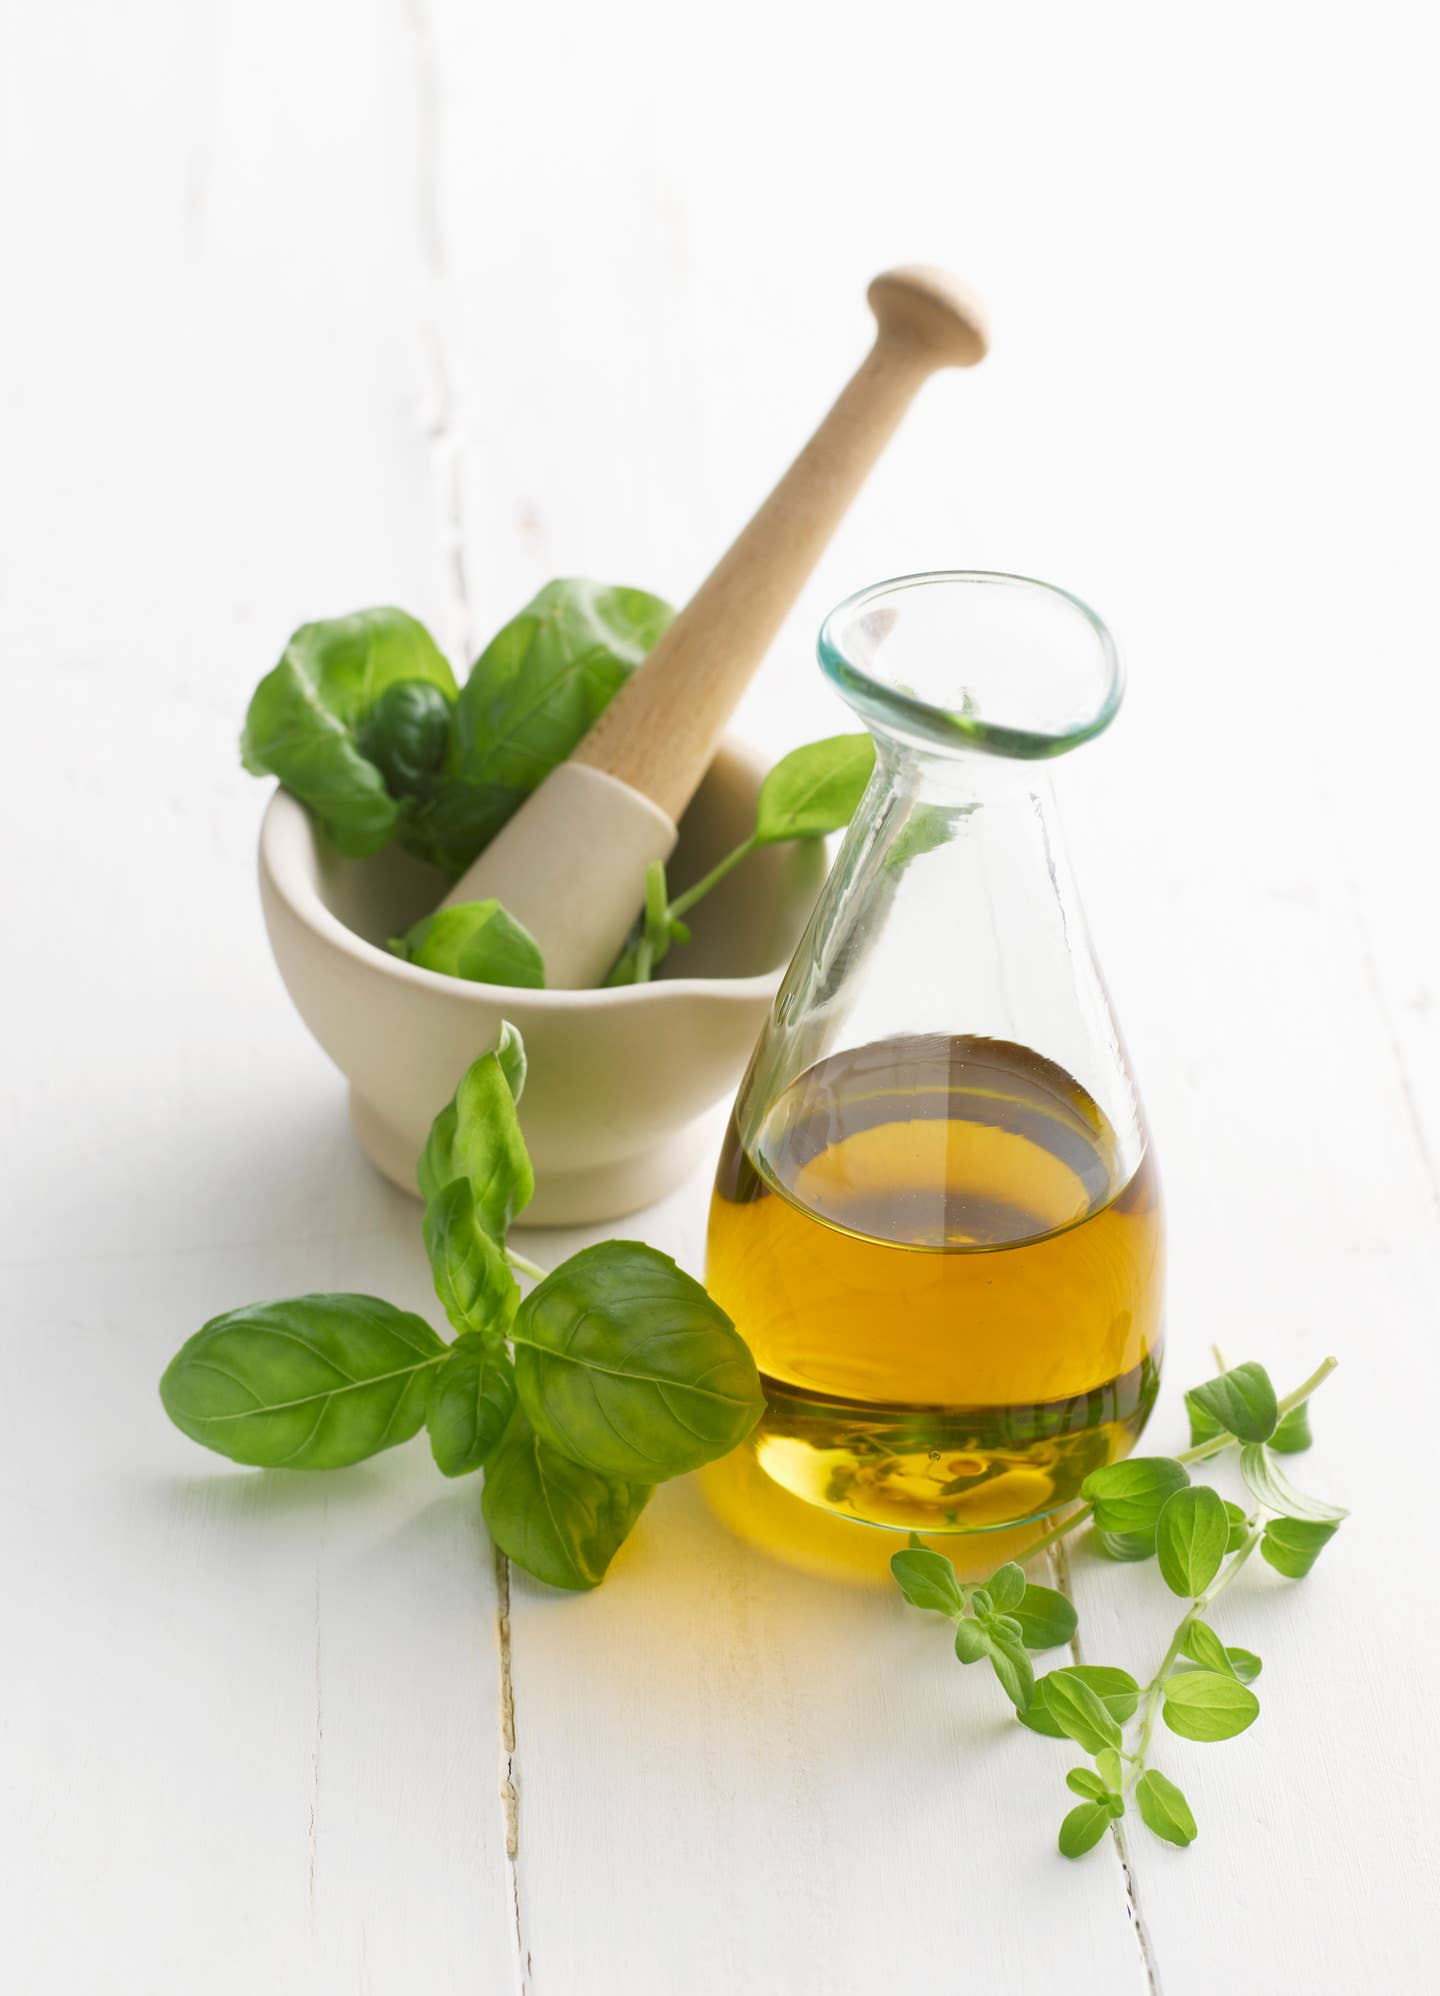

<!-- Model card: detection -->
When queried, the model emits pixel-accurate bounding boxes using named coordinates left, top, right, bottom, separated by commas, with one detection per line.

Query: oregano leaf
left=1185, top=1363, right=1279, bottom=1444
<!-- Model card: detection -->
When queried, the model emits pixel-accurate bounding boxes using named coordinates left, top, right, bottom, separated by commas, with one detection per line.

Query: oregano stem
left=1128, top=1523, right=1264, bottom=1788
left=666, top=835, right=758, bottom=919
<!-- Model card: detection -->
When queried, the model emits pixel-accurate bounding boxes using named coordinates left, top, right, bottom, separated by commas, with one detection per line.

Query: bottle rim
left=817, top=570, right=1124, bottom=761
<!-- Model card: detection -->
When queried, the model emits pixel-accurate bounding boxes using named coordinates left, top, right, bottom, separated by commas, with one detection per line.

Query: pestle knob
left=441, top=266, right=989, bottom=988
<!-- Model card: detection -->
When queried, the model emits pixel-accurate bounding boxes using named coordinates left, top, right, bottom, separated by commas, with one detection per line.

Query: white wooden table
left=5, top=3, right=1437, bottom=1989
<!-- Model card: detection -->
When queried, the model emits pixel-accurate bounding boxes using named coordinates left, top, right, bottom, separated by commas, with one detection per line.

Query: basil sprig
left=243, top=581, right=672, bottom=876
left=159, top=1024, right=764, bottom=1590
left=891, top=1354, right=1346, bottom=1861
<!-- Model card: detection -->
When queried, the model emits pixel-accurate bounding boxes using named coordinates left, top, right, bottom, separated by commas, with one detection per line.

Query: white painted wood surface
left=3, top=2, right=1437, bottom=1990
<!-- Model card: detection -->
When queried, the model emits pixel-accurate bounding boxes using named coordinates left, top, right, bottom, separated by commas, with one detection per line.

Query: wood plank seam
left=1051, top=1536, right=1163, bottom=1993
left=405, top=0, right=476, bottom=667
left=493, top=1547, right=532, bottom=1994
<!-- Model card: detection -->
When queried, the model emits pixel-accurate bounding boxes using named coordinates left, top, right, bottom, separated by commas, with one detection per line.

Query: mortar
left=258, top=739, right=827, bottom=1225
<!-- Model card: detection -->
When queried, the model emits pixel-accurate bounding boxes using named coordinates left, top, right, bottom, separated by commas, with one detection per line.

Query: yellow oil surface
left=706, top=1035, right=1164, bottom=1533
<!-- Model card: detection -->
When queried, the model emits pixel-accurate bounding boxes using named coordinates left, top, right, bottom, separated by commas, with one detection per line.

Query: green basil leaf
left=397, top=775, right=522, bottom=879
left=1135, top=1769, right=1198, bottom=1846
left=242, top=608, right=456, bottom=855
left=421, top=1177, right=519, bottom=1339
left=1155, top=1484, right=1230, bottom=1598
left=1226, top=1646, right=1263, bottom=1684
left=493, top=1019, right=527, bottom=1105
left=1261, top=1515, right=1340, bottom=1578
left=1223, top=1498, right=1250, bottom=1552
left=984, top=1561, right=1026, bottom=1612
left=1018, top=1665, right=1141, bottom=1738
left=953, top=1617, right=989, bottom=1665
left=1185, top=1363, right=1278, bottom=1444
left=1270, top=1400, right=1313, bottom=1454
left=1058, top=1801, right=1112, bottom=1859
left=1161, top=1670, right=1260, bottom=1742
left=1178, top=1618, right=1233, bottom=1675
left=443, top=580, right=674, bottom=868
left=355, top=678, right=452, bottom=804
left=426, top=1332, right=516, bottom=1477
left=984, top=1629, right=1035, bottom=1712
left=1095, top=1748, right=1124, bottom=1792
left=1239, top=1444, right=1349, bottom=1523
left=481, top=1413, right=650, bottom=1591
left=970, top=1587, right=994, bottom=1619
left=1096, top=1526, right=1158, bottom=1562
left=391, top=898, right=545, bottom=989
left=1081, top=1457, right=1191, bottom=1533
left=1011, top=1582, right=1079, bottom=1651
left=511, top=1242, right=764, bottom=1481
left=1043, top=1669, right=1124, bottom=1753
left=752, top=735, right=876, bottom=845
left=1066, top=1767, right=1111, bottom=1801
left=160, top=1293, right=446, bottom=1469
left=891, top=1547, right=966, bottom=1618
left=417, top=1047, right=534, bottom=1236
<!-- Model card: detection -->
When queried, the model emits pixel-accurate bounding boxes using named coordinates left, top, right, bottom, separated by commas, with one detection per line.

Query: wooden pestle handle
left=570, top=266, right=989, bottom=823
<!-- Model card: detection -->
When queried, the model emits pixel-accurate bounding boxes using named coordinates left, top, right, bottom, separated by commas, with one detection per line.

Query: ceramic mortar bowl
left=258, top=739, right=827, bottom=1225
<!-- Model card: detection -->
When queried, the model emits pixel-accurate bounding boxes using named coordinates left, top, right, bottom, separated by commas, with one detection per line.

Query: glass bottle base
left=748, top=1352, right=1161, bottom=1534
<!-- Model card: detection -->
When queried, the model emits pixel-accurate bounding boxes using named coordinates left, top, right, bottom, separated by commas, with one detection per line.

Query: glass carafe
left=706, top=571, right=1163, bottom=1535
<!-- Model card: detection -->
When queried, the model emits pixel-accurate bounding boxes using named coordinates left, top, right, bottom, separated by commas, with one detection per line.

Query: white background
left=2, top=2, right=1437, bottom=1990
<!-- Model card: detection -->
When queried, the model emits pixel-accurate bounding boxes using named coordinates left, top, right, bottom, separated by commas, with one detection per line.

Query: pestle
left=440, top=265, right=989, bottom=989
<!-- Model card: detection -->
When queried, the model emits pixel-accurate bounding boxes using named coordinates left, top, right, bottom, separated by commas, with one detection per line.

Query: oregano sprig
left=890, top=1355, right=1346, bottom=1858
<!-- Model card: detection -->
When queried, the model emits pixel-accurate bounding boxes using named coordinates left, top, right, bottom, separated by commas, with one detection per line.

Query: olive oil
left=706, top=1034, right=1163, bottom=1533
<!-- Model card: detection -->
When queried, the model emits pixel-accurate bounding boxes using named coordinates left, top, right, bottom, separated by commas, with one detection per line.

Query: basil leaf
left=1066, top=1767, right=1111, bottom=1801
left=1270, top=1401, right=1313, bottom=1454
left=1019, top=1665, right=1141, bottom=1739
left=481, top=1413, right=649, bottom=1590
left=753, top=734, right=876, bottom=845
left=391, top=898, right=546, bottom=989
left=426, top=1333, right=516, bottom=1477
left=1185, top=1363, right=1278, bottom=1444
left=1096, top=1526, right=1158, bottom=1562
left=355, top=679, right=452, bottom=804
left=984, top=1561, right=1026, bottom=1612
left=1155, top=1485, right=1229, bottom=1598
left=1081, top=1457, right=1191, bottom=1533
left=891, top=1547, right=966, bottom=1617
left=1135, top=1770, right=1198, bottom=1846
left=1261, top=1515, right=1340, bottom=1578
left=442, top=580, right=673, bottom=870
left=1011, top=1582, right=1079, bottom=1651
left=493, top=1019, right=527, bottom=1105
left=953, top=1617, right=989, bottom=1664
left=1043, top=1669, right=1124, bottom=1753
left=242, top=608, right=456, bottom=855
left=1161, top=1670, right=1260, bottom=1742
left=1239, top=1445, right=1349, bottom=1523
left=511, top=1241, right=763, bottom=1481
left=160, top=1293, right=445, bottom=1469
left=421, top=1177, right=519, bottom=1339
left=1095, top=1748, right=1124, bottom=1792
left=1226, top=1647, right=1263, bottom=1684
left=1058, top=1801, right=1112, bottom=1859
left=1223, top=1499, right=1250, bottom=1552
left=984, top=1629, right=1035, bottom=1712
left=417, top=1047, right=534, bottom=1236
